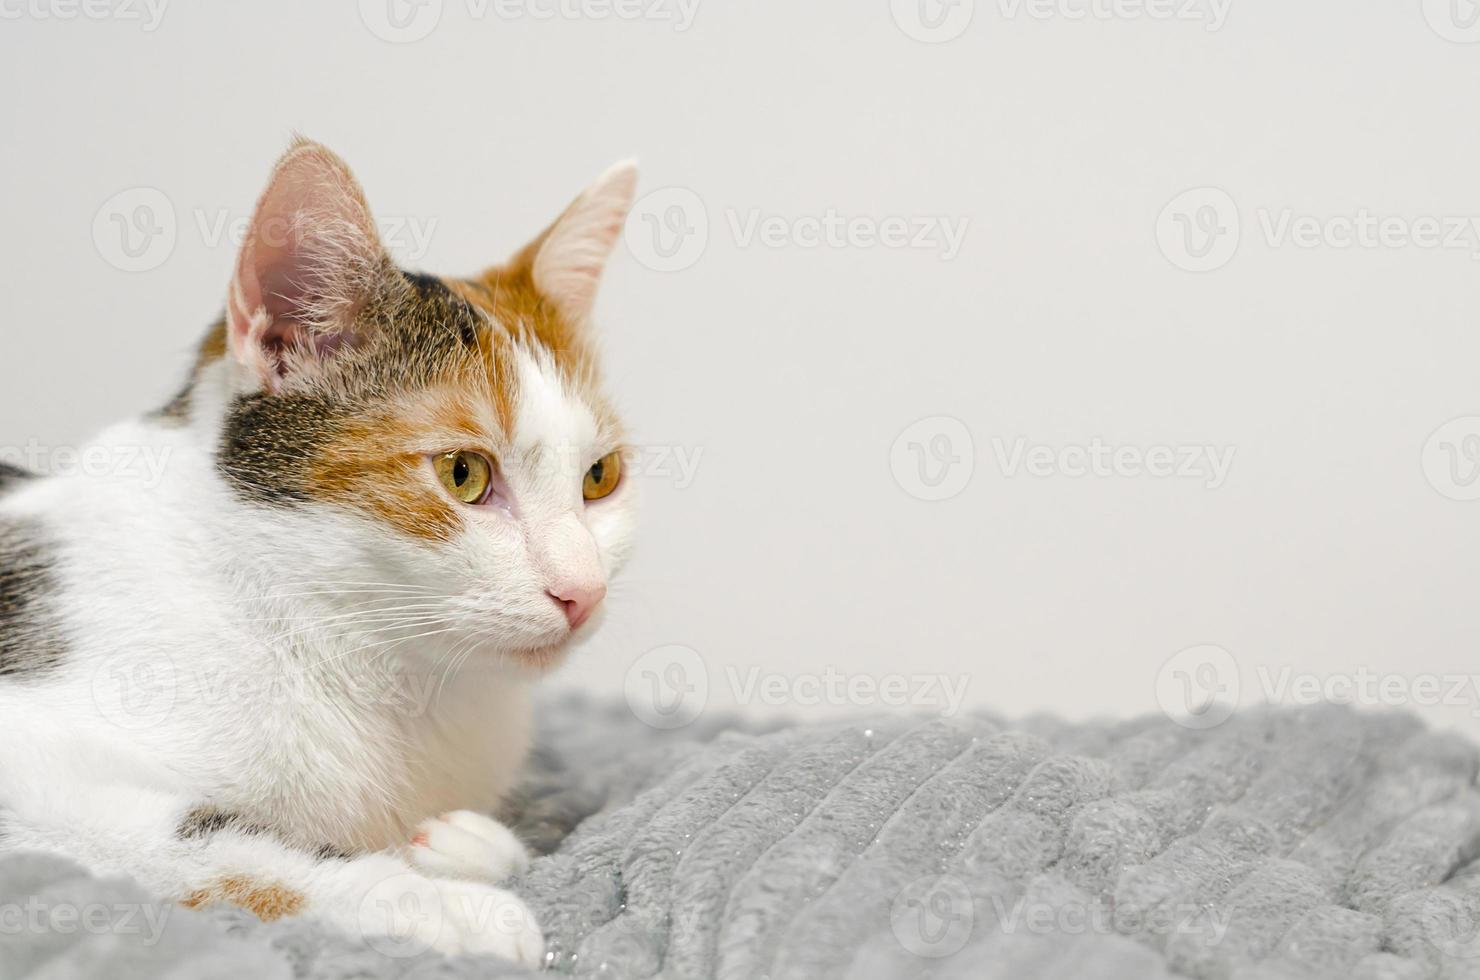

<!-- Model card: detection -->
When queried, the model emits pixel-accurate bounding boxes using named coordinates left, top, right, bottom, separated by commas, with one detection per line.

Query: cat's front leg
left=0, top=781, right=545, bottom=964
left=406, top=809, right=532, bottom=883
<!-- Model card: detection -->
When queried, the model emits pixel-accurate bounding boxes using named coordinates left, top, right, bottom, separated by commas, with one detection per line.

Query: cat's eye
left=583, top=452, right=623, bottom=501
left=434, top=451, right=493, bottom=504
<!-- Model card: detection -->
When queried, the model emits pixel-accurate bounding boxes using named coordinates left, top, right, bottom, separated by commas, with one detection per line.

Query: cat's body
left=0, top=140, right=641, bottom=962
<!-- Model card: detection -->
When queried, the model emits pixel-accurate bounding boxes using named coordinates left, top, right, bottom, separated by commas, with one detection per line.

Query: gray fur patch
left=214, top=267, right=484, bottom=506
left=176, top=806, right=267, bottom=840
left=217, top=391, right=340, bottom=504
left=0, top=520, right=66, bottom=678
left=176, top=805, right=353, bottom=861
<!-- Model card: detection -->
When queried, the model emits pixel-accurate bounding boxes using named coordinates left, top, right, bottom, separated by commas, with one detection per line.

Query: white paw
left=408, top=810, right=531, bottom=884
left=329, top=857, right=544, bottom=964
left=428, top=878, right=543, bottom=963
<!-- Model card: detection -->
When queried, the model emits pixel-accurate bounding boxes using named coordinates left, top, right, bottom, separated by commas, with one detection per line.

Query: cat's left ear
left=521, top=161, right=638, bottom=325
left=227, top=138, right=392, bottom=391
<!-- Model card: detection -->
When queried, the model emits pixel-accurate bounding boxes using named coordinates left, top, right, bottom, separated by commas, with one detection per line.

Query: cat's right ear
left=226, top=139, right=390, bottom=392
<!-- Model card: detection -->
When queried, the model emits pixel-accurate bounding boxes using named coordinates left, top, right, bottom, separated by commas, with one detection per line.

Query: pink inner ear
left=256, top=264, right=311, bottom=352
left=226, top=141, right=382, bottom=387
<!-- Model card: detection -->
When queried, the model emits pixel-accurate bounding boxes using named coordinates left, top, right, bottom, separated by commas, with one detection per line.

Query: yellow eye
left=583, top=452, right=623, bottom=501
left=434, top=451, right=492, bottom=504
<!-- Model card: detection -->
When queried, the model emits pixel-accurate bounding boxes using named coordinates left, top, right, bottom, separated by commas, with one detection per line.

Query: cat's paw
left=408, top=810, right=531, bottom=884
left=321, top=857, right=544, bottom=963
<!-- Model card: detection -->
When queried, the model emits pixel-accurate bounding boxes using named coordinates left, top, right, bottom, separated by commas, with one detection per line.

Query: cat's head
left=182, top=138, right=638, bottom=670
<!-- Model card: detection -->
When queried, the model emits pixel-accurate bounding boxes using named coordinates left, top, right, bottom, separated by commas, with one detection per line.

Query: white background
left=3, top=0, right=1480, bottom=737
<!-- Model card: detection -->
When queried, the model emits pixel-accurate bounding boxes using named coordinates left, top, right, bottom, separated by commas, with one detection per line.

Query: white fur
left=0, top=152, right=640, bottom=963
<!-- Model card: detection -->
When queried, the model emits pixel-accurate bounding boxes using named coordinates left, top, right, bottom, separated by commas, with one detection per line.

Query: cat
left=0, top=138, right=641, bottom=964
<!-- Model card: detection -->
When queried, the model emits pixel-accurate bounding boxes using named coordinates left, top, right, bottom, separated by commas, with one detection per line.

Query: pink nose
left=547, top=581, right=607, bottom=631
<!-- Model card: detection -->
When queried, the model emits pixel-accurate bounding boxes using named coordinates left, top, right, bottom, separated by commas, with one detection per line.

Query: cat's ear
left=522, top=161, right=638, bottom=325
left=227, top=138, right=390, bottom=391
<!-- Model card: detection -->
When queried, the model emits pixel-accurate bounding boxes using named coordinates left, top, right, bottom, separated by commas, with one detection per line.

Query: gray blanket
left=4, top=699, right=1480, bottom=979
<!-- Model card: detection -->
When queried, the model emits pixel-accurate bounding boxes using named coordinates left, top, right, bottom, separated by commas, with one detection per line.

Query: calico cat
left=0, top=139, right=641, bottom=963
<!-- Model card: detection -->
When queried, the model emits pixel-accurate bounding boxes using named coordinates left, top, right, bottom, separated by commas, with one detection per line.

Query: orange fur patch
left=452, top=267, right=619, bottom=434
left=196, top=259, right=618, bottom=543
left=182, top=875, right=305, bottom=921
left=309, top=427, right=461, bottom=544
left=459, top=254, right=591, bottom=388
left=297, top=269, right=623, bottom=545
left=442, top=279, right=522, bottom=438
left=307, top=373, right=518, bottom=543
left=196, top=320, right=229, bottom=369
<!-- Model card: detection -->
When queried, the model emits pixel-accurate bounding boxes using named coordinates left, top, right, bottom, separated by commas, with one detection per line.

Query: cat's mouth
left=493, top=621, right=583, bottom=670
left=506, top=613, right=603, bottom=671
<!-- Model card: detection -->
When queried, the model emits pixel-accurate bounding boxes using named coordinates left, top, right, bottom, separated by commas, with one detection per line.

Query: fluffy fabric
left=4, top=699, right=1480, bottom=979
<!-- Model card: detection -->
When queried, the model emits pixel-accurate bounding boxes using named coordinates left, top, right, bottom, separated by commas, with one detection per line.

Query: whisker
left=297, top=622, right=461, bottom=674
left=245, top=600, right=451, bottom=627
left=263, top=613, right=452, bottom=651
